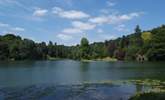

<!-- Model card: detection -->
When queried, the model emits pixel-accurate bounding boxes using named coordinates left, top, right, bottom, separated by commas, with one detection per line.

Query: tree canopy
left=0, top=25, right=165, bottom=61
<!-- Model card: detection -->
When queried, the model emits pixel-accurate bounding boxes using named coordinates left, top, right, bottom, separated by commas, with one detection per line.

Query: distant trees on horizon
left=0, top=25, right=165, bottom=61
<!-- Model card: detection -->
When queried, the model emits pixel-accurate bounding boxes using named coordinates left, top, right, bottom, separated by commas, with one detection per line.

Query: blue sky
left=0, top=0, right=164, bottom=45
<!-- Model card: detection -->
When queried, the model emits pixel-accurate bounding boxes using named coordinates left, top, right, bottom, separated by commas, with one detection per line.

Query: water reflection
left=80, top=62, right=90, bottom=72
left=79, top=62, right=91, bottom=83
left=0, top=60, right=165, bottom=87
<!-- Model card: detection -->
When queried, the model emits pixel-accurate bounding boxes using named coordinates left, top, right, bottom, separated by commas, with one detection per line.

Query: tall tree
left=135, top=25, right=141, bottom=36
left=135, top=25, right=143, bottom=46
left=48, top=41, right=54, bottom=57
left=80, top=37, right=89, bottom=59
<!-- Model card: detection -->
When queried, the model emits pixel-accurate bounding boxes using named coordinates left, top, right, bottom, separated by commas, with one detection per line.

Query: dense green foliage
left=80, top=37, right=90, bottom=59
left=146, top=25, right=165, bottom=61
left=0, top=25, right=165, bottom=61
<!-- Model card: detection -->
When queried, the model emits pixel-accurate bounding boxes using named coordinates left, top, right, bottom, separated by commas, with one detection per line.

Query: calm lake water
left=0, top=60, right=165, bottom=87
left=0, top=60, right=165, bottom=100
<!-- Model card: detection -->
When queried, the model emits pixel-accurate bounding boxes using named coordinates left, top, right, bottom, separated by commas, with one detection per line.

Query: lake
left=0, top=60, right=165, bottom=100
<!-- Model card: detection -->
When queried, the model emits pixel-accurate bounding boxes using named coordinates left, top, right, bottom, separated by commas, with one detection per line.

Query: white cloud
left=0, top=22, right=25, bottom=33
left=89, top=12, right=142, bottom=25
left=62, top=21, right=96, bottom=34
left=52, top=7, right=90, bottom=19
left=115, top=24, right=129, bottom=32
left=72, top=21, right=96, bottom=30
left=33, top=8, right=48, bottom=17
left=89, top=16, right=109, bottom=25
left=12, top=27, right=25, bottom=32
left=52, top=7, right=63, bottom=13
left=119, top=13, right=140, bottom=20
left=58, top=11, right=141, bottom=40
left=97, top=29, right=103, bottom=33
left=57, top=34, right=73, bottom=40
left=106, top=1, right=116, bottom=7
left=59, top=21, right=96, bottom=40
left=0, top=22, right=9, bottom=27
left=62, top=28, right=83, bottom=34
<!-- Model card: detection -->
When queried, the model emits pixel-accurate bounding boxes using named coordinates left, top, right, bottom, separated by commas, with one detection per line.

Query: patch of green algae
left=80, top=79, right=165, bottom=93
left=81, top=79, right=165, bottom=100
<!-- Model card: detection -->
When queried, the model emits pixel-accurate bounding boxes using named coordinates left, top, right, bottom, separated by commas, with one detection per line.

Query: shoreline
left=81, top=57, right=118, bottom=62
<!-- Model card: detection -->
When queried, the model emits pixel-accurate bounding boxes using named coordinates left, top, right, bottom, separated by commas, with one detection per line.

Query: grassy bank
left=81, top=57, right=118, bottom=62
left=47, top=55, right=61, bottom=60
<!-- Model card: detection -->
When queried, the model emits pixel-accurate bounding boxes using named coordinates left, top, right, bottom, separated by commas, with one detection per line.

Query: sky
left=0, top=0, right=164, bottom=45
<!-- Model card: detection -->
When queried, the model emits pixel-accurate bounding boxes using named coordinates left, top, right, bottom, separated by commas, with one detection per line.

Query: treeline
left=0, top=25, right=165, bottom=61
left=0, top=35, right=70, bottom=60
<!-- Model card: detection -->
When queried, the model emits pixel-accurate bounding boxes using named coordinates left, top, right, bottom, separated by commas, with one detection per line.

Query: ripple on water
left=1, top=80, right=163, bottom=100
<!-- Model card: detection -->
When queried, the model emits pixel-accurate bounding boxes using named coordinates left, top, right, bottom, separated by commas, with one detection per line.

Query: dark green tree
left=80, top=37, right=89, bottom=59
left=0, top=42, right=9, bottom=60
left=135, top=25, right=143, bottom=46
left=48, top=41, right=54, bottom=57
